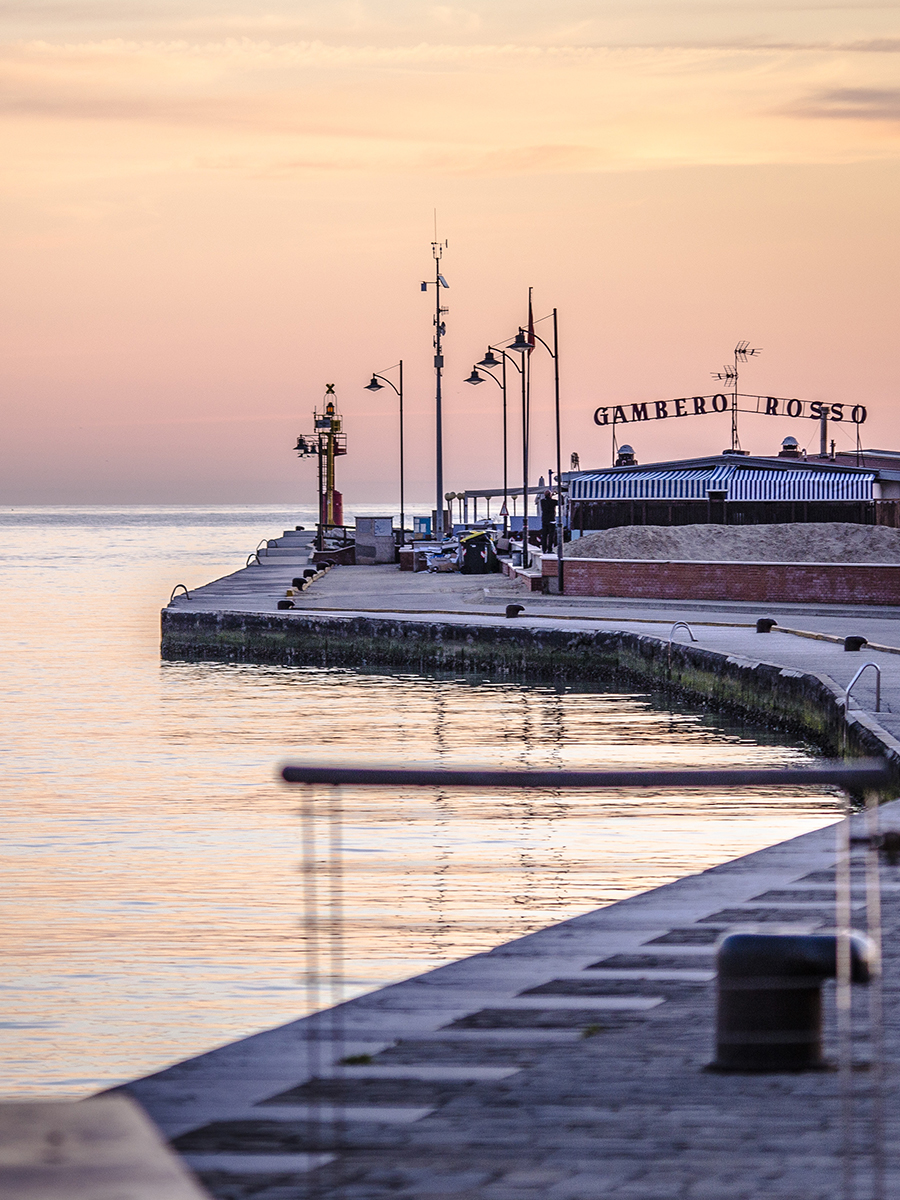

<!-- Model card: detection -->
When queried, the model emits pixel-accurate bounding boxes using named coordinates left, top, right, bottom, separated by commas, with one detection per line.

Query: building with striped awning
left=565, top=451, right=899, bottom=532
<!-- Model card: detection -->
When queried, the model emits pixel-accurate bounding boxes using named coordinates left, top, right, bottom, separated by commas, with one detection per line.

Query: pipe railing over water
left=846, top=662, right=882, bottom=713
left=282, top=761, right=888, bottom=791
left=283, top=757, right=890, bottom=1200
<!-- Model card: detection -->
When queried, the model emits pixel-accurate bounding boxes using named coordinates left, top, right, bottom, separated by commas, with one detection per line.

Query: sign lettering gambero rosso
left=592, top=395, right=868, bottom=427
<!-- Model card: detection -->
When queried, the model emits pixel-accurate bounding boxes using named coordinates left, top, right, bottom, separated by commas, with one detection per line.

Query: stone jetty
left=141, top=531, right=900, bottom=1196
left=162, top=530, right=900, bottom=771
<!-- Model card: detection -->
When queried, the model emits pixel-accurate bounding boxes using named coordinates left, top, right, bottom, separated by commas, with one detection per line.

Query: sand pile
left=564, top=522, right=900, bottom=564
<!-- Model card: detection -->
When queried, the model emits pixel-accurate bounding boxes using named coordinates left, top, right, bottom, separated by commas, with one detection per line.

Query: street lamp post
left=364, top=361, right=405, bottom=540
left=465, top=347, right=508, bottom=535
left=524, top=309, right=564, bottom=595
left=466, top=343, right=525, bottom=557
left=508, top=326, right=533, bottom=569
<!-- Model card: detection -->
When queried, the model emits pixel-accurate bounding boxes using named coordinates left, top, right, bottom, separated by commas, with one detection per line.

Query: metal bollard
left=844, top=635, right=868, bottom=652
left=506, top=604, right=525, bottom=618
left=710, top=933, right=870, bottom=1072
left=756, top=618, right=777, bottom=633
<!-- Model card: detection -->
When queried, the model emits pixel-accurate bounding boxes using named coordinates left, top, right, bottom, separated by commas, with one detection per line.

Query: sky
left=1, top=0, right=899, bottom=504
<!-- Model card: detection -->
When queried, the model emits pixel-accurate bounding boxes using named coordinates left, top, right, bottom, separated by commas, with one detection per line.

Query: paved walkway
left=123, top=805, right=900, bottom=1199
left=168, top=535, right=900, bottom=749
left=146, top=536, right=900, bottom=1196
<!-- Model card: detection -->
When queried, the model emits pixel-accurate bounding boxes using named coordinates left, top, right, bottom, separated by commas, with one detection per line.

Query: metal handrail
left=281, top=760, right=889, bottom=792
left=668, top=621, right=697, bottom=670
left=846, top=662, right=882, bottom=713
left=246, top=553, right=260, bottom=566
left=255, top=538, right=269, bottom=557
left=168, top=583, right=191, bottom=603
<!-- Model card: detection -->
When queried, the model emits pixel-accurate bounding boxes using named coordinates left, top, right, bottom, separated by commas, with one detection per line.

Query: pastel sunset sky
left=2, top=0, right=899, bottom=503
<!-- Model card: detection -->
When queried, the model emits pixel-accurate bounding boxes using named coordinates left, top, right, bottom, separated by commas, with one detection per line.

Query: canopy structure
left=570, top=463, right=875, bottom=503
left=727, top=469, right=874, bottom=502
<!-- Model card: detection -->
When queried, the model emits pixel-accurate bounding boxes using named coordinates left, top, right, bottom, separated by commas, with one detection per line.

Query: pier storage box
left=355, top=516, right=395, bottom=564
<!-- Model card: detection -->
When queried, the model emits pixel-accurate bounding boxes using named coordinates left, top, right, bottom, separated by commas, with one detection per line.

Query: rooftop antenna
left=421, top=218, right=450, bottom=537
left=711, top=340, right=760, bottom=451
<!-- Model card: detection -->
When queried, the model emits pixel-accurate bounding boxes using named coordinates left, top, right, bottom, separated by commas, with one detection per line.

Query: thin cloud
left=788, top=86, right=900, bottom=120
left=2, top=37, right=900, bottom=173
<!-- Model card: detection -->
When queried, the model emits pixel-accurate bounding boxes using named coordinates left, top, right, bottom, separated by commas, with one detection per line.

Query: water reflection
left=0, top=508, right=842, bottom=1097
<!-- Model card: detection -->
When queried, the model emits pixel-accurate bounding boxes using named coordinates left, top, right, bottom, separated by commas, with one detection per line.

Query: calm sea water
left=0, top=506, right=842, bottom=1097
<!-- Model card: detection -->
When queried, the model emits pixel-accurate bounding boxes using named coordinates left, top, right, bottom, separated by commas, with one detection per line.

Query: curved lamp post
left=466, top=340, right=528, bottom=562
left=521, top=310, right=563, bottom=595
left=465, top=349, right=509, bottom=536
left=364, top=362, right=405, bottom=539
left=507, top=327, right=534, bottom=569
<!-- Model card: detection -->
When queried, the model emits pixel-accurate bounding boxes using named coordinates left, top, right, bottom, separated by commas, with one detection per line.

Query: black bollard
left=710, top=933, right=870, bottom=1072
left=292, top=577, right=304, bottom=588
left=505, top=604, right=525, bottom=619
left=844, top=635, right=868, bottom=652
left=880, top=830, right=900, bottom=865
left=756, top=618, right=777, bottom=633
left=303, top=568, right=318, bottom=578
left=277, top=600, right=295, bottom=610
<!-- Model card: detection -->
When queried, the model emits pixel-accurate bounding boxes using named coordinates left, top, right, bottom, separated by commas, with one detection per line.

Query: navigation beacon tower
left=294, top=384, right=347, bottom=529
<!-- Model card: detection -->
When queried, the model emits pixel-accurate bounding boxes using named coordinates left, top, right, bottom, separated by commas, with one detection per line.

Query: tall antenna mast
left=712, top=340, right=760, bottom=451
left=422, top=229, right=449, bottom=537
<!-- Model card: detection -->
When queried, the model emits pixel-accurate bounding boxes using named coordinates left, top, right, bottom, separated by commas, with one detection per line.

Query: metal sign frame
left=593, top=394, right=868, bottom=428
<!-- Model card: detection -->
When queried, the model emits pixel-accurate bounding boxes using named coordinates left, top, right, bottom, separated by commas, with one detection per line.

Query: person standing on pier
left=539, top=490, right=557, bottom=553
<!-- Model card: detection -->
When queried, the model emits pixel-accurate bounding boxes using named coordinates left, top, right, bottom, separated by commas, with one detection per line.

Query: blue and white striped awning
left=727, top=469, right=874, bottom=502
left=570, top=465, right=875, bottom=503
left=571, top=467, right=732, bottom=501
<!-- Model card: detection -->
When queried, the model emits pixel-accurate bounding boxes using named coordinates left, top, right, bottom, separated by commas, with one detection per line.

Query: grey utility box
left=355, top=516, right=395, bottom=564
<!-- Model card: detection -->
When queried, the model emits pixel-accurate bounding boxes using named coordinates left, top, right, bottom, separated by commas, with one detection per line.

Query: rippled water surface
left=0, top=506, right=842, bottom=1096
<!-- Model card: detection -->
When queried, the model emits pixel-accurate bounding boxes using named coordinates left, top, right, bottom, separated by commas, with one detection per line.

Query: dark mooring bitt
left=710, top=933, right=871, bottom=1073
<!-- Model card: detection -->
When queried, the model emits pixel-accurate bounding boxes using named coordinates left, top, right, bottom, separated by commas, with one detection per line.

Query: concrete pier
left=162, top=532, right=900, bottom=771
left=144, top=534, right=900, bottom=1196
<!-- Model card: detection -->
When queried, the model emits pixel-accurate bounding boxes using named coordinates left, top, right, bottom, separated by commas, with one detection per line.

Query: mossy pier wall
left=161, top=608, right=898, bottom=772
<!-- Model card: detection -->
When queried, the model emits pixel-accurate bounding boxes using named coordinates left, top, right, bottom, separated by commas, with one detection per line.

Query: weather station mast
left=294, top=384, right=347, bottom=544
left=422, top=235, right=449, bottom=537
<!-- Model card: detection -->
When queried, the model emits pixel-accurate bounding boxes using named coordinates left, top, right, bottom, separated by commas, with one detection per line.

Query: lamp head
left=509, top=328, right=532, bottom=353
left=364, top=376, right=384, bottom=391
left=465, top=369, right=483, bottom=385
left=478, top=349, right=501, bottom=369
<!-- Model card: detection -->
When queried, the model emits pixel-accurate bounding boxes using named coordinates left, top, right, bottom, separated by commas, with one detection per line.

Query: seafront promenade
left=164, top=533, right=900, bottom=759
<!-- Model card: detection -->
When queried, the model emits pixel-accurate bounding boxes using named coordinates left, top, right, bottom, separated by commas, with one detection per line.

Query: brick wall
left=547, top=556, right=900, bottom=605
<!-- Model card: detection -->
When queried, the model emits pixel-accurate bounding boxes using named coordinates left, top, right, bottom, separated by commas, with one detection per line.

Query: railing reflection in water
left=283, top=760, right=890, bottom=1200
